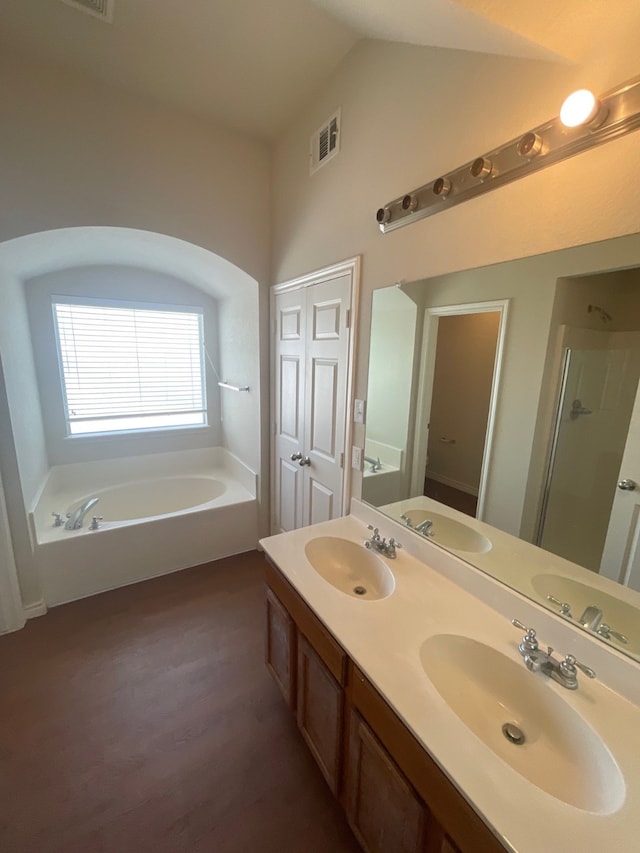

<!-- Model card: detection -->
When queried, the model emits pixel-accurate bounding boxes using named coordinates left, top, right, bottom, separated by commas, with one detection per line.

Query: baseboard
left=23, top=599, right=47, bottom=619
left=425, top=472, right=478, bottom=496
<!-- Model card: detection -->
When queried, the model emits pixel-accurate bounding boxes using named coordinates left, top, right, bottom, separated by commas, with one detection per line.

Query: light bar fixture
left=376, top=75, right=640, bottom=233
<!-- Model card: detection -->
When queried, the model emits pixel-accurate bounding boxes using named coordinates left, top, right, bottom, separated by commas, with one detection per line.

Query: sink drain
left=502, top=722, right=526, bottom=745
left=353, top=586, right=367, bottom=596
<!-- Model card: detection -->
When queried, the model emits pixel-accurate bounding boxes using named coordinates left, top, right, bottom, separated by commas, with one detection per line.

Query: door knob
left=290, top=452, right=303, bottom=461
left=618, top=478, right=637, bottom=491
left=298, top=456, right=311, bottom=467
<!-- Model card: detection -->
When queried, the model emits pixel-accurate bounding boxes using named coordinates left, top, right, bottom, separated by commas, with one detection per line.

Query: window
left=52, top=297, right=207, bottom=436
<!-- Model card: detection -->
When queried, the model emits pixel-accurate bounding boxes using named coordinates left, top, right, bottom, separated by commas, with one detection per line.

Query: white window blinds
left=53, top=298, right=207, bottom=435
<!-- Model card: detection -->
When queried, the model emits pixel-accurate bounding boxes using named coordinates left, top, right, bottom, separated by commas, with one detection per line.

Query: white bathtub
left=30, top=448, right=258, bottom=606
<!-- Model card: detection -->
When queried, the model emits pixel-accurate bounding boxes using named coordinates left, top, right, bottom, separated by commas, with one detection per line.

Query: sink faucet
left=65, top=497, right=99, bottom=530
left=364, top=525, right=402, bottom=559
left=512, top=619, right=596, bottom=690
left=415, top=519, right=434, bottom=537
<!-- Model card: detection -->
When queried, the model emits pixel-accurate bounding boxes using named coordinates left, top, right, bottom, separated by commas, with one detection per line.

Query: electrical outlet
left=351, top=446, right=363, bottom=470
left=354, top=398, right=366, bottom=424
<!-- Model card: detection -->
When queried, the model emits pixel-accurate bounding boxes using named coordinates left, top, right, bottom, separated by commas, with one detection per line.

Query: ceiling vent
left=310, top=109, right=341, bottom=175
left=59, top=0, right=115, bottom=23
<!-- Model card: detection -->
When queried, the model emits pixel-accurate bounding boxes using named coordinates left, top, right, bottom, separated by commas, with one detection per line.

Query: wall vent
left=310, top=109, right=341, bottom=175
left=59, top=0, right=115, bottom=23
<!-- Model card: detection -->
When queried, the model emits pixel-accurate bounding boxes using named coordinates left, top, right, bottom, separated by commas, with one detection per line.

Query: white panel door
left=271, top=268, right=354, bottom=533
left=302, top=276, right=351, bottom=527
left=273, top=289, right=306, bottom=533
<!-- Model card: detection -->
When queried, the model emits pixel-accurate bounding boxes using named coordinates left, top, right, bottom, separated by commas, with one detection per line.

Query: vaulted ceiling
left=1, top=0, right=638, bottom=140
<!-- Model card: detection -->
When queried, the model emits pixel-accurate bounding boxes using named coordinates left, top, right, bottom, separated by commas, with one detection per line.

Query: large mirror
left=363, top=232, right=640, bottom=662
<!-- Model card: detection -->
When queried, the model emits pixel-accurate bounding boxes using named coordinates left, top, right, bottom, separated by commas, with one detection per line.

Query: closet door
left=273, top=288, right=306, bottom=533
left=302, top=275, right=351, bottom=527
left=271, top=262, right=356, bottom=534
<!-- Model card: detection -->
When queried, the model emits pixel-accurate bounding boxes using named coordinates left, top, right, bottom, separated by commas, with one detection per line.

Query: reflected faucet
left=65, top=497, right=99, bottom=530
left=415, top=519, right=434, bottom=537
left=364, top=455, right=382, bottom=472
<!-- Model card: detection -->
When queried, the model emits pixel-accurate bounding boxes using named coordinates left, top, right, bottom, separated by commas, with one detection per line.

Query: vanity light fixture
left=559, top=89, right=607, bottom=129
left=432, top=176, right=451, bottom=198
left=376, top=73, right=640, bottom=233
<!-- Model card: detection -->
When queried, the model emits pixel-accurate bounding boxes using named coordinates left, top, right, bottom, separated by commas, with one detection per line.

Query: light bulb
left=560, top=89, right=600, bottom=127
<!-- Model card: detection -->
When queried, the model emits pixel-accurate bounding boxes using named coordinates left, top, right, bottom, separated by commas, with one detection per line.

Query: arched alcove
left=0, top=227, right=264, bottom=616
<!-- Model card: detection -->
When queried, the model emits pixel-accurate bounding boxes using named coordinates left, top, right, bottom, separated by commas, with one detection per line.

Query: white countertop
left=260, top=504, right=640, bottom=853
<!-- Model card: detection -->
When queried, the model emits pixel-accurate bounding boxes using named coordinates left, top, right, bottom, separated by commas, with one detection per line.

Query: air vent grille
left=59, top=0, right=114, bottom=22
left=310, top=109, right=341, bottom=175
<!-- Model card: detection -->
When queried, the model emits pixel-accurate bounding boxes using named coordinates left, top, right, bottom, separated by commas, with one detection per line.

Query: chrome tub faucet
left=65, top=497, right=100, bottom=530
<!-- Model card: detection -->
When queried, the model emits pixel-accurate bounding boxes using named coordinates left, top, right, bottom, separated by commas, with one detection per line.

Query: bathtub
left=29, top=448, right=258, bottom=606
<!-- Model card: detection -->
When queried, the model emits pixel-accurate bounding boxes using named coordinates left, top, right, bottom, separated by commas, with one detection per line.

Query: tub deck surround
left=31, top=448, right=258, bottom=606
left=259, top=503, right=640, bottom=853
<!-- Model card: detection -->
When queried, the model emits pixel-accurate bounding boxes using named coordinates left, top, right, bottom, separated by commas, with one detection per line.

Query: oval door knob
left=618, top=478, right=637, bottom=491
left=298, top=456, right=311, bottom=467
left=290, top=452, right=303, bottom=461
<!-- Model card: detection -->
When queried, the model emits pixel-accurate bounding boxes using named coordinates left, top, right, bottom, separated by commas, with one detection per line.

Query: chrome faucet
left=415, top=519, right=434, bottom=537
left=364, top=525, right=402, bottom=559
left=65, top=497, right=99, bottom=530
left=512, top=619, right=596, bottom=690
left=364, top=455, right=382, bottom=472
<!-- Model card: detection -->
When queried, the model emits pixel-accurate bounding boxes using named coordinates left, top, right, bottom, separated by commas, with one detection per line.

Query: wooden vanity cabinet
left=264, top=558, right=505, bottom=853
left=345, top=709, right=430, bottom=853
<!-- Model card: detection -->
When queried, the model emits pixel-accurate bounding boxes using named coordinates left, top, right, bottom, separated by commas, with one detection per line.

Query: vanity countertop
left=260, top=505, right=640, bottom=853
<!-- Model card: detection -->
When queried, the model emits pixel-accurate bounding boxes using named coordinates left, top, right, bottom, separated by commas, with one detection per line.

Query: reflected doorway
left=412, top=301, right=508, bottom=521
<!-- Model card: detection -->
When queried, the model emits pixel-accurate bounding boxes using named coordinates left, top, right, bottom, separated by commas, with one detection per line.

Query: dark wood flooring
left=0, top=552, right=361, bottom=853
left=424, top=477, right=478, bottom=518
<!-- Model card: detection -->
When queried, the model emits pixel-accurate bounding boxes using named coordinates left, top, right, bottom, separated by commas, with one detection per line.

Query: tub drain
left=502, top=722, right=525, bottom=745
left=353, top=586, right=367, bottom=596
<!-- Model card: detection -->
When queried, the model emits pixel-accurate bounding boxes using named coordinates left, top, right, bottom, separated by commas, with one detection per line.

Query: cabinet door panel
left=345, top=710, right=428, bottom=853
left=265, top=587, right=296, bottom=710
left=296, top=633, right=344, bottom=794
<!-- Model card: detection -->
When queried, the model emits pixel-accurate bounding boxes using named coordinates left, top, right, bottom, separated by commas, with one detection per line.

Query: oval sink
left=420, top=634, right=625, bottom=814
left=403, top=510, right=492, bottom=553
left=304, top=536, right=395, bottom=600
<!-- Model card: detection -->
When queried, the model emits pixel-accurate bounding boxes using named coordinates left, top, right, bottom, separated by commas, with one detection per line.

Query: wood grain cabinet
left=265, top=587, right=296, bottom=710
left=264, top=559, right=505, bottom=853
left=345, top=710, right=429, bottom=853
left=296, top=633, right=344, bottom=794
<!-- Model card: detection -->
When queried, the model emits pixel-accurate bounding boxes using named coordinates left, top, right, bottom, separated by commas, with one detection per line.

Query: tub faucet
left=65, top=497, right=99, bottom=530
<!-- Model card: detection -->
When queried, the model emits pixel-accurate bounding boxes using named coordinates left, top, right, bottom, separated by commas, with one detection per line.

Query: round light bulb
left=560, top=89, right=599, bottom=127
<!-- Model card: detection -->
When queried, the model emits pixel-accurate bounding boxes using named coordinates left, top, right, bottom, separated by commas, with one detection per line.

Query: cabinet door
left=345, top=710, right=429, bottom=853
left=265, top=587, right=296, bottom=710
left=296, top=632, right=344, bottom=795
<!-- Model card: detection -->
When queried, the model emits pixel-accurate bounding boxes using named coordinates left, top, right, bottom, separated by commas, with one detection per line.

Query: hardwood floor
left=0, top=552, right=361, bottom=853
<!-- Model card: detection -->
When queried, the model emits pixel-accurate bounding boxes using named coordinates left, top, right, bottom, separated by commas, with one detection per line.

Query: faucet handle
left=51, top=512, right=65, bottom=527
left=560, top=654, right=596, bottom=680
left=546, top=595, right=572, bottom=617
left=367, top=525, right=380, bottom=539
left=89, top=516, right=103, bottom=531
left=596, top=623, right=629, bottom=644
left=512, top=619, right=539, bottom=652
left=388, top=538, right=402, bottom=550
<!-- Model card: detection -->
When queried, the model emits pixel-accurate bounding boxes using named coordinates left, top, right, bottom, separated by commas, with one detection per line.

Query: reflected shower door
left=539, top=343, right=640, bottom=571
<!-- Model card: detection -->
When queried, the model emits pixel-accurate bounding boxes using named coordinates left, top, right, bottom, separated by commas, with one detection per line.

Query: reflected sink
left=532, top=574, right=639, bottom=655
left=304, top=536, right=395, bottom=600
left=420, top=634, right=625, bottom=814
left=403, top=510, right=492, bottom=553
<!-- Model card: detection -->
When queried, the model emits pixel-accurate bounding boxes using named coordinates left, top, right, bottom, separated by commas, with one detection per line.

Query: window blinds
left=53, top=299, right=206, bottom=435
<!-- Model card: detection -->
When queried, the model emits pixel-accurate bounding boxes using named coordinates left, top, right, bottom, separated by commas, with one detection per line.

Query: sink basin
left=532, top=574, right=639, bottom=655
left=420, top=634, right=625, bottom=813
left=402, top=510, right=492, bottom=553
left=304, top=536, right=395, bottom=600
